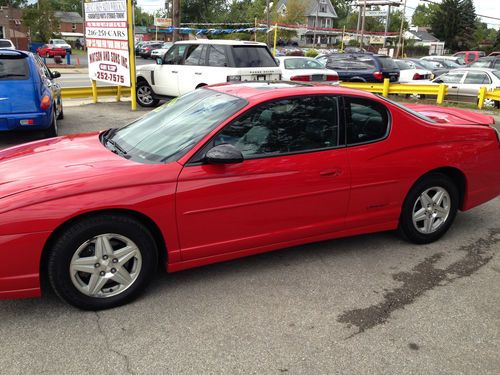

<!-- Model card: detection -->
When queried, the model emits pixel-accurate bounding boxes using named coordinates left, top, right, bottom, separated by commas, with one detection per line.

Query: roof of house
left=407, top=30, right=439, bottom=42
left=277, top=0, right=338, bottom=18
left=54, top=11, right=83, bottom=23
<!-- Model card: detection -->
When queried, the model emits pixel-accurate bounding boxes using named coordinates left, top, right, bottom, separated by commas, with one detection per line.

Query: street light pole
left=266, top=0, right=270, bottom=45
left=359, top=0, right=367, bottom=49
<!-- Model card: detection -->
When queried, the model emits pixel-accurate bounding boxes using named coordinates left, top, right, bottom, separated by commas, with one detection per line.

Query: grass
left=389, top=95, right=500, bottom=115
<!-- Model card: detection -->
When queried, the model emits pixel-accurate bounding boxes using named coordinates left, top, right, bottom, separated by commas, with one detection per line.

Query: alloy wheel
left=411, top=186, right=451, bottom=234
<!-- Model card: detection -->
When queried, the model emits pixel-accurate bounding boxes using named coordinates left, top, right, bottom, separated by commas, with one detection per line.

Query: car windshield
left=417, top=59, right=440, bottom=69
left=0, top=56, right=29, bottom=80
left=378, top=56, right=398, bottom=70
left=441, top=60, right=460, bottom=68
left=395, top=60, right=412, bottom=70
left=284, top=58, right=323, bottom=69
left=52, top=40, right=66, bottom=44
left=105, top=89, right=247, bottom=163
left=232, top=46, right=278, bottom=67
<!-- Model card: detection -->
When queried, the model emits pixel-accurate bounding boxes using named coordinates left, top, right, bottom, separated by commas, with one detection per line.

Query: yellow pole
left=127, top=0, right=137, bottom=111
left=478, top=86, right=487, bottom=109
left=382, top=78, right=390, bottom=97
left=273, top=24, right=278, bottom=57
left=340, top=25, right=345, bottom=52
left=91, top=79, right=97, bottom=103
left=437, top=84, right=447, bottom=104
left=117, top=85, right=122, bottom=102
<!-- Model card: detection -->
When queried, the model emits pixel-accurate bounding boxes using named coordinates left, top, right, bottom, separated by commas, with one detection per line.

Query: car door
left=153, top=44, right=188, bottom=96
left=436, top=71, right=466, bottom=101
left=458, top=71, right=492, bottom=102
left=175, top=95, right=350, bottom=261
left=177, top=44, right=207, bottom=95
left=33, top=54, right=61, bottom=114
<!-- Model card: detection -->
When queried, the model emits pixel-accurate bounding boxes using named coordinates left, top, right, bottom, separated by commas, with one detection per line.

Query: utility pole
left=359, top=0, right=367, bottom=49
left=172, top=0, right=180, bottom=42
left=313, top=0, right=319, bottom=47
left=396, top=0, right=407, bottom=58
left=266, top=0, right=270, bottom=45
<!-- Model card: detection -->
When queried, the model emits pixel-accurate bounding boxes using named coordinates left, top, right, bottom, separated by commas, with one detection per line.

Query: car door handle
left=320, top=168, right=342, bottom=176
left=451, top=86, right=458, bottom=88
left=195, top=72, right=202, bottom=75
left=171, top=71, right=178, bottom=74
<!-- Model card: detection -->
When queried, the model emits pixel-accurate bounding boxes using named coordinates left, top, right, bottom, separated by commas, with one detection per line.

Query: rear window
left=0, top=57, right=29, bottom=80
left=395, top=60, right=411, bottom=70
left=471, top=58, right=492, bottom=68
left=378, top=56, right=398, bottom=70
left=0, top=41, right=12, bottom=48
left=231, top=46, right=277, bottom=67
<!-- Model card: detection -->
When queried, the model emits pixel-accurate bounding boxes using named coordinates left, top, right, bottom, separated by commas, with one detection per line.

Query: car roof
left=175, top=39, right=268, bottom=47
left=208, top=81, right=377, bottom=102
left=448, top=67, right=499, bottom=74
left=0, top=49, right=28, bottom=58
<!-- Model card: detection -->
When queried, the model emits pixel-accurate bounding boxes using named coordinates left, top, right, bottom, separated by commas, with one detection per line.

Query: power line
left=420, top=0, right=500, bottom=21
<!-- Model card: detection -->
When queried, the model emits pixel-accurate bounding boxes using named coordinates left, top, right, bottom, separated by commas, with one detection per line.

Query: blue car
left=0, top=50, right=63, bottom=138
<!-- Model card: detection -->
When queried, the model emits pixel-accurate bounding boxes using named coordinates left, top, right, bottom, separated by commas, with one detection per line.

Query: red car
left=0, top=83, right=499, bottom=310
left=37, top=44, right=67, bottom=58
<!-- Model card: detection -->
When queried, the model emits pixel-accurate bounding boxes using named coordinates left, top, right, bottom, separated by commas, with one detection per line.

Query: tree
left=180, top=0, right=228, bottom=23
left=22, top=1, right=60, bottom=42
left=274, top=0, right=305, bottom=39
left=494, top=30, right=500, bottom=50
left=411, top=4, right=438, bottom=27
left=135, top=6, right=154, bottom=27
left=0, top=0, right=27, bottom=8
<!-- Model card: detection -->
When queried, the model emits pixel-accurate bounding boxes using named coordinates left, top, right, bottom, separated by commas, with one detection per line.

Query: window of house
left=345, top=97, right=390, bottom=145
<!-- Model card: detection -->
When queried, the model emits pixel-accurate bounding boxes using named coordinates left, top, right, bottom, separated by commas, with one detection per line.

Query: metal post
left=313, top=0, right=319, bottom=47
left=273, top=24, right=278, bottom=56
left=360, top=0, right=367, bottom=49
left=383, top=5, right=391, bottom=47
left=266, top=0, right=270, bottom=45
left=172, top=0, right=180, bottom=42
left=356, top=6, right=361, bottom=41
left=127, top=0, right=137, bottom=111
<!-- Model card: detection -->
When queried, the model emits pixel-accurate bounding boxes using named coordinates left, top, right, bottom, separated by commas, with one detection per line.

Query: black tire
left=47, top=214, right=158, bottom=310
left=43, top=112, right=58, bottom=138
left=57, top=100, right=64, bottom=120
left=136, top=80, right=159, bottom=107
left=398, top=173, right=459, bottom=244
left=46, top=53, right=50, bottom=58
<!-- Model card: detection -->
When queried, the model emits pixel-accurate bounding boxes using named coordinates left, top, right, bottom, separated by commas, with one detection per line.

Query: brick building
left=54, top=11, right=84, bottom=42
left=0, top=6, right=29, bottom=50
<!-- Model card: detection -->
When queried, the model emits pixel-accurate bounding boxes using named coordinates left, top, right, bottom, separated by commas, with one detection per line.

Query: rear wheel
left=43, top=112, right=58, bottom=138
left=136, top=81, right=159, bottom=107
left=398, top=173, right=459, bottom=244
left=47, top=214, right=158, bottom=310
left=57, top=100, right=64, bottom=120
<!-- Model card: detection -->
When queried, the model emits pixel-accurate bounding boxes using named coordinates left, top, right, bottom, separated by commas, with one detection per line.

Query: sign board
left=355, top=1, right=402, bottom=5
left=84, top=0, right=131, bottom=87
left=154, top=17, right=172, bottom=27
left=370, top=35, right=385, bottom=44
left=365, top=10, right=388, bottom=17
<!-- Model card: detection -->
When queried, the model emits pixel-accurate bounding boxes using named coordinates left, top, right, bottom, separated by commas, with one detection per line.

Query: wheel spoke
left=420, top=192, right=433, bottom=207
left=87, top=274, right=108, bottom=295
left=424, top=216, right=435, bottom=233
left=432, top=190, right=445, bottom=205
left=114, top=245, right=138, bottom=266
left=111, top=267, right=133, bottom=287
left=95, top=235, right=113, bottom=259
left=71, top=256, right=98, bottom=274
left=413, top=208, right=427, bottom=222
left=435, top=206, right=448, bottom=218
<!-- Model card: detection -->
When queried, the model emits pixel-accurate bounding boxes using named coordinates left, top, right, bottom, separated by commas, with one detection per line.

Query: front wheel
left=398, top=173, right=459, bottom=244
left=47, top=214, right=158, bottom=310
left=136, top=81, right=159, bottom=107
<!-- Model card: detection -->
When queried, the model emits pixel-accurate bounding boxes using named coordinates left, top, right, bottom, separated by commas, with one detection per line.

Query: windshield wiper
left=102, top=128, right=128, bottom=157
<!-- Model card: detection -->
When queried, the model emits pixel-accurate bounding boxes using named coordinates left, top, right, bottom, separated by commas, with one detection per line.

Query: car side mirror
left=51, top=71, right=61, bottom=79
left=156, top=57, right=163, bottom=65
left=434, top=78, right=443, bottom=84
left=205, top=144, right=244, bottom=164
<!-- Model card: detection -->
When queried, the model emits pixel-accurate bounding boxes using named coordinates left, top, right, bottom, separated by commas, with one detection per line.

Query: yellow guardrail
left=340, top=79, right=448, bottom=104
left=477, top=87, right=500, bottom=110
left=61, top=86, right=131, bottom=100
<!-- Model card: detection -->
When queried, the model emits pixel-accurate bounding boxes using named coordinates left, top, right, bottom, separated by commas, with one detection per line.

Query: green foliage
left=135, top=6, right=153, bottom=26
left=305, top=49, right=318, bottom=58
left=22, top=0, right=60, bottom=42
left=411, top=4, right=438, bottom=27
left=0, top=0, right=27, bottom=7
left=180, top=0, right=228, bottom=23
left=340, top=8, right=406, bottom=33
left=495, top=30, right=500, bottom=51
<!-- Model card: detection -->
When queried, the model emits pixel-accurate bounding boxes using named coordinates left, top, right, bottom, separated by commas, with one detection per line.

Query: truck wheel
left=136, top=81, right=159, bottom=107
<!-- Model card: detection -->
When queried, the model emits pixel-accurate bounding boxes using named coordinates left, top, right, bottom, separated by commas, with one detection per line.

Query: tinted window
left=395, top=60, right=411, bottom=70
left=0, top=41, right=12, bottom=48
left=0, top=57, right=29, bottom=80
left=352, top=56, right=376, bottom=70
left=493, top=60, right=500, bottom=69
left=208, top=45, right=227, bottom=67
left=345, top=97, right=389, bottom=145
left=326, top=57, right=351, bottom=70
left=231, top=46, right=277, bottom=67
left=214, top=96, right=339, bottom=158
left=164, top=45, right=187, bottom=64
left=464, top=72, right=491, bottom=84
left=466, top=54, right=476, bottom=63
left=378, top=56, right=398, bottom=70
left=438, top=71, right=464, bottom=83
left=471, top=58, right=492, bottom=68
left=184, top=44, right=204, bottom=65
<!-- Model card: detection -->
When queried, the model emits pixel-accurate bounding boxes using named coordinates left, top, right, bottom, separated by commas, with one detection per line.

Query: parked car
left=0, top=50, right=63, bottom=137
left=276, top=56, right=338, bottom=83
left=488, top=52, right=500, bottom=57
left=394, top=59, right=432, bottom=83
left=36, top=44, right=67, bottom=58
left=421, top=56, right=463, bottom=68
left=453, top=51, right=485, bottom=65
left=432, top=68, right=500, bottom=107
left=324, top=53, right=400, bottom=83
left=138, top=42, right=164, bottom=59
left=48, top=39, right=71, bottom=53
left=402, top=58, right=449, bottom=78
left=470, top=56, right=500, bottom=69
left=136, top=40, right=281, bottom=107
left=0, top=39, right=15, bottom=50
left=1, top=82, right=499, bottom=310
left=150, top=42, right=173, bottom=60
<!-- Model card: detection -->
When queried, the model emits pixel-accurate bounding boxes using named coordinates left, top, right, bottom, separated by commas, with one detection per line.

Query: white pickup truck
left=135, top=40, right=282, bottom=107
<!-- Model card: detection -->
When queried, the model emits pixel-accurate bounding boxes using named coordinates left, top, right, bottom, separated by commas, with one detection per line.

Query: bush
left=305, top=49, right=319, bottom=58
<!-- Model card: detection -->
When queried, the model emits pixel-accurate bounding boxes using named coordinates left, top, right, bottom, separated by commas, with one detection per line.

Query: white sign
left=355, top=1, right=402, bottom=5
left=154, top=17, right=172, bottom=27
left=365, top=10, right=388, bottom=17
left=85, top=0, right=131, bottom=87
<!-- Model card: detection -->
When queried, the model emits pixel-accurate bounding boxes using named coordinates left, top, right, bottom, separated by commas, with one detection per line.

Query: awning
left=60, top=32, right=84, bottom=38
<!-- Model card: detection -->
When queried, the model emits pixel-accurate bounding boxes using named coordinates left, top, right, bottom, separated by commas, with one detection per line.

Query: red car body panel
left=404, top=104, right=495, bottom=125
left=36, top=45, right=67, bottom=58
left=1, top=85, right=499, bottom=300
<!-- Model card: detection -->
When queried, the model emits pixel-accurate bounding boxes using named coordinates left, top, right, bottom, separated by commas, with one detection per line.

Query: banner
left=154, top=18, right=172, bottom=27
left=85, top=0, right=131, bottom=87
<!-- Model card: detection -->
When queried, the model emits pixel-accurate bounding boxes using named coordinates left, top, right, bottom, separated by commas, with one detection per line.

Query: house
left=277, top=0, right=338, bottom=46
left=0, top=6, right=29, bottom=50
left=54, top=11, right=84, bottom=42
left=405, top=26, right=445, bottom=55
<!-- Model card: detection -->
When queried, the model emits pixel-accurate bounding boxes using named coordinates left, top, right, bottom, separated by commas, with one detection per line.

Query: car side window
left=345, top=97, right=389, bottom=145
left=33, top=55, right=52, bottom=79
left=208, top=45, right=227, bottom=67
left=493, top=60, right=500, bottom=69
left=184, top=44, right=204, bottom=65
left=439, top=72, right=464, bottom=84
left=164, top=45, right=187, bottom=65
left=463, top=72, right=491, bottom=84
left=213, top=96, right=339, bottom=158
left=352, top=57, right=376, bottom=70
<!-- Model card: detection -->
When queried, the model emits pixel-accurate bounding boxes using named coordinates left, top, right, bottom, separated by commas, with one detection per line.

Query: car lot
left=0, top=102, right=499, bottom=374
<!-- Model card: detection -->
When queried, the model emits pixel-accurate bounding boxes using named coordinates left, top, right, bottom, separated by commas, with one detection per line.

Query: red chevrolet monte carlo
left=1, top=82, right=499, bottom=310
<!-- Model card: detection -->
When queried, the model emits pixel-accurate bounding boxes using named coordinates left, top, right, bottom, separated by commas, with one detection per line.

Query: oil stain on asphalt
left=337, top=228, right=500, bottom=335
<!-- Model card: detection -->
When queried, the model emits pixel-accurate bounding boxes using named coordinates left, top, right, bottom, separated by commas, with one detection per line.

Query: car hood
left=136, top=64, right=156, bottom=73
left=0, top=133, right=179, bottom=212
left=405, top=104, right=495, bottom=125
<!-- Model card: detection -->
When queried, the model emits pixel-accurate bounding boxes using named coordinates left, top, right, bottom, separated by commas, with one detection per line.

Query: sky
left=137, top=0, right=500, bottom=29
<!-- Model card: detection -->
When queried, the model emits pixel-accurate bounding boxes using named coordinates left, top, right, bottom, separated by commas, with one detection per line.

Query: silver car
left=432, top=68, right=500, bottom=107
left=151, top=42, right=173, bottom=60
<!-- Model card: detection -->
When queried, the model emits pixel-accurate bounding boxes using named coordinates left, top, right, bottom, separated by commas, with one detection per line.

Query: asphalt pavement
left=0, top=102, right=499, bottom=374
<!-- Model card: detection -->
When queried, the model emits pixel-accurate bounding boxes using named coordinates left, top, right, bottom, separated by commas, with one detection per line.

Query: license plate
left=311, top=75, right=323, bottom=82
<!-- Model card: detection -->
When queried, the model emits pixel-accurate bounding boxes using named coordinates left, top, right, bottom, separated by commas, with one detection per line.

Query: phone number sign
left=84, top=0, right=131, bottom=87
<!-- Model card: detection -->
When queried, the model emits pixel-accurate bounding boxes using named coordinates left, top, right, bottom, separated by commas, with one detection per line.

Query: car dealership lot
left=0, top=102, right=499, bottom=374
